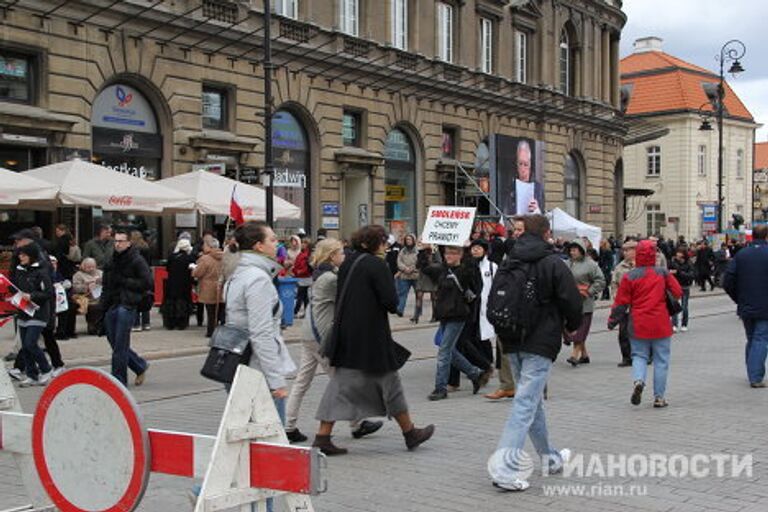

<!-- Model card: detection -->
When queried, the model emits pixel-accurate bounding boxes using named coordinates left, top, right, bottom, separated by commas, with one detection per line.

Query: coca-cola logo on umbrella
left=108, top=195, right=134, bottom=206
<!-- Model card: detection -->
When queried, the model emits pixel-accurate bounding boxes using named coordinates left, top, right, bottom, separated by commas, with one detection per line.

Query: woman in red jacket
left=608, top=240, right=682, bottom=408
left=292, top=239, right=313, bottom=318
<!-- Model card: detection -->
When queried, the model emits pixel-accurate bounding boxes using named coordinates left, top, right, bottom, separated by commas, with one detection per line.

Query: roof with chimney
left=620, top=37, right=754, bottom=122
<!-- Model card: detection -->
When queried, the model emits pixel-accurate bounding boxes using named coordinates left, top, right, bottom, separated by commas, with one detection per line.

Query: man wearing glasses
left=100, top=228, right=151, bottom=386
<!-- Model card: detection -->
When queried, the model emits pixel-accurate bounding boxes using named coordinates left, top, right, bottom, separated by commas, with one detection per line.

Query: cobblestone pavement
left=3, top=293, right=767, bottom=512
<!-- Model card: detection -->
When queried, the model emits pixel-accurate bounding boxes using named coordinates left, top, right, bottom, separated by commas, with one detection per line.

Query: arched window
left=559, top=29, right=570, bottom=95
left=272, top=110, right=310, bottom=234
left=385, top=128, right=417, bottom=234
left=564, top=153, right=581, bottom=219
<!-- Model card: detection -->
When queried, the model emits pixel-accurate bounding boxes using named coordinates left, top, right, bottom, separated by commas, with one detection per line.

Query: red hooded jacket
left=609, top=240, right=682, bottom=340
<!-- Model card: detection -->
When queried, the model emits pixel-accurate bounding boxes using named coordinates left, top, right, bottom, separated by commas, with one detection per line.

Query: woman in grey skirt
left=314, top=225, right=435, bottom=455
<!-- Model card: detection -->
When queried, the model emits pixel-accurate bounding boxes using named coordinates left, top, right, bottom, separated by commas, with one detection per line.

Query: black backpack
left=486, top=257, right=541, bottom=338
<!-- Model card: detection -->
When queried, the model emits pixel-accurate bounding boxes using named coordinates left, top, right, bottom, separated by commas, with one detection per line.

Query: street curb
left=62, top=290, right=727, bottom=367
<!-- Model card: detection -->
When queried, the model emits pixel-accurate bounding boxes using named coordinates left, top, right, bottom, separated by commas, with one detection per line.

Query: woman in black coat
left=13, top=243, right=54, bottom=385
left=161, top=239, right=196, bottom=330
left=314, top=225, right=434, bottom=455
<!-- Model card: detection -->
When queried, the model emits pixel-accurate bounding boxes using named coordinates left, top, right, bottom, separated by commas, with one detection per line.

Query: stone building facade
left=620, top=37, right=759, bottom=241
left=0, top=0, right=626, bottom=245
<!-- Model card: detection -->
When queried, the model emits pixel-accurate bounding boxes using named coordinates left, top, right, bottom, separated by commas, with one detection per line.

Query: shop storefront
left=90, top=83, right=164, bottom=258
left=272, top=110, right=310, bottom=237
left=384, top=129, right=417, bottom=237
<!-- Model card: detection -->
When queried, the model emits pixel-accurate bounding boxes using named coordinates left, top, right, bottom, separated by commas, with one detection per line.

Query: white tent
left=0, top=167, right=58, bottom=206
left=157, top=170, right=301, bottom=220
left=22, top=160, right=194, bottom=213
left=547, top=207, right=602, bottom=250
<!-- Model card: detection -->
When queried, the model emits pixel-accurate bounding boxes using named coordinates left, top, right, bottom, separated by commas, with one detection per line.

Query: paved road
left=3, top=294, right=767, bottom=512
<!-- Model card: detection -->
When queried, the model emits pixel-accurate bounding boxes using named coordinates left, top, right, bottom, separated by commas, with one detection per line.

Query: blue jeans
left=396, top=279, right=417, bottom=315
left=434, top=320, right=481, bottom=392
left=18, top=325, right=51, bottom=380
left=742, top=319, right=768, bottom=384
left=631, top=338, right=671, bottom=398
left=489, top=352, right=561, bottom=482
left=672, top=288, right=690, bottom=327
left=105, top=305, right=148, bottom=386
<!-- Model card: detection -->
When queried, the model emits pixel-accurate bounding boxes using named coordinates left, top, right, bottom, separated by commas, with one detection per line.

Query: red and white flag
left=230, top=184, right=245, bottom=227
left=0, top=273, right=15, bottom=297
left=8, top=291, right=38, bottom=317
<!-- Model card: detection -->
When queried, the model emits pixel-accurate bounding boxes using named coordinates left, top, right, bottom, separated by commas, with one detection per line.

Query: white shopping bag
left=54, top=283, right=69, bottom=313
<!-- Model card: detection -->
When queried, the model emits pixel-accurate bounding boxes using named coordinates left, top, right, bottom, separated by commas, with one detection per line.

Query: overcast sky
left=621, top=0, right=768, bottom=141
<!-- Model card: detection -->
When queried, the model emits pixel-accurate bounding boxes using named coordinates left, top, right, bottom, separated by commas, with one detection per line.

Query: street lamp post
left=714, top=40, right=746, bottom=233
left=263, top=0, right=275, bottom=227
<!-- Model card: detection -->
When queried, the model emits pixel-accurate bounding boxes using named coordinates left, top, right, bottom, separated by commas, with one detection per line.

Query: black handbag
left=200, top=274, right=279, bottom=384
left=200, top=324, right=252, bottom=384
left=665, top=288, right=682, bottom=316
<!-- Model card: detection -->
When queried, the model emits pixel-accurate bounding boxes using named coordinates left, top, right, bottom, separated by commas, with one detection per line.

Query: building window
left=647, top=145, right=661, bottom=176
left=479, top=17, right=493, bottom=74
left=516, top=31, right=527, bottom=84
left=202, top=86, right=228, bottom=130
left=441, top=126, right=456, bottom=158
left=559, top=29, right=570, bottom=95
left=0, top=51, right=34, bottom=104
left=385, top=128, right=417, bottom=235
left=340, top=0, right=359, bottom=36
left=698, top=144, right=707, bottom=176
left=437, top=2, right=454, bottom=63
left=342, top=110, right=361, bottom=147
left=275, top=0, right=298, bottom=19
left=564, top=153, right=581, bottom=219
left=736, top=148, right=744, bottom=179
left=646, top=204, right=664, bottom=236
left=391, top=0, right=408, bottom=50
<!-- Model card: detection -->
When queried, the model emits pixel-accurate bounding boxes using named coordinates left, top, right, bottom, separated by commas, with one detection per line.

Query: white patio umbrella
left=22, top=160, right=194, bottom=213
left=0, top=167, right=58, bottom=206
left=157, top=170, right=301, bottom=220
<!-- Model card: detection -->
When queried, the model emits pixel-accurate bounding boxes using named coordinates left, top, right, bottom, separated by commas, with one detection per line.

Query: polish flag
left=8, top=291, right=38, bottom=317
left=0, top=273, right=15, bottom=297
left=230, top=184, right=245, bottom=227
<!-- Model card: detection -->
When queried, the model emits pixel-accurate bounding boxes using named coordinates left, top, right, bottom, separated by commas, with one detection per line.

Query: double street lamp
left=699, top=39, right=746, bottom=233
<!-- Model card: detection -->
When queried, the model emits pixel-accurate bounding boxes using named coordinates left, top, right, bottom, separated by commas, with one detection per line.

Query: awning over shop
left=0, top=167, right=58, bottom=205
left=157, top=170, right=301, bottom=220
left=22, top=160, right=194, bottom=213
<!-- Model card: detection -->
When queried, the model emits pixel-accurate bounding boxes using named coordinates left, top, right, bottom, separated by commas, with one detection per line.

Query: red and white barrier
left=0, top=366, right=324, bottom=512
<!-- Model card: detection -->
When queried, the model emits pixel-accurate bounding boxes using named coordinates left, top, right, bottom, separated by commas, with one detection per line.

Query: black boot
left=403, top=424, right=435, bottom=450
left=312, top=435, right=348, bottom=456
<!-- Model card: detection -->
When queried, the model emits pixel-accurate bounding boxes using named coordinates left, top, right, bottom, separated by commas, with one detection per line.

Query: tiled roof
left=755, top=142, right=768, bottom=170
left=620, top=51, right=753, bottom=121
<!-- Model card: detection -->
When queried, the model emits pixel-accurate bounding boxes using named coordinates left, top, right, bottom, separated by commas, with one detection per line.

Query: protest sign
left=421, top=206, right=476, bottom=246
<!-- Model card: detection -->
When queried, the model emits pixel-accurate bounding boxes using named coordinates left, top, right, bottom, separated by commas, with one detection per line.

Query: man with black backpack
left=486, top=215, right=582, bottom=491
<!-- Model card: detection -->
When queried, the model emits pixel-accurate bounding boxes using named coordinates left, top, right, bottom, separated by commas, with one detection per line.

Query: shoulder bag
left=200, top=272, right=280, bottom=384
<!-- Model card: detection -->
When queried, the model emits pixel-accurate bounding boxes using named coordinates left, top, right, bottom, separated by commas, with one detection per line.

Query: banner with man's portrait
left=490, top=134, right=546, bottom=217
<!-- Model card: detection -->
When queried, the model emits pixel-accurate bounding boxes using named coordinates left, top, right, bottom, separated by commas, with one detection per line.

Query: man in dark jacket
left=723, top=225, right=768, bottom=388
left=101, top=228, right=151, bottom=386
left=695, top=241, right=715, bottom=291
left=426, top=246, right=490, bottom=401
left=488, top=215, right=582, bottom=492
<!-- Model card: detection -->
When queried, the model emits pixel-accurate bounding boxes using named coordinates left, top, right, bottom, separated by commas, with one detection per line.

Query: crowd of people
left=3, top=214, right=766, bottom=496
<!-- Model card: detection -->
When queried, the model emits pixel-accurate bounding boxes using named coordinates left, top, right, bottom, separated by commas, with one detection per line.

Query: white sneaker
left=36, top=372, right=52, bottom=386
left=672, top=326, right=678, bottom=333
left=18, top=377, right=37, bottom=387
left=7, top=368, right=23, bottom=381
left=131, top=326, right=142, bottom=332
left=142, top=324, right=151, bottom=331
left=681, top=326, right=688, bottom=332
left=548, top=448, right=572, bottom=475
left=493, top=478, right=530, bottom=492
left=52, top=366, right=66, bottom=378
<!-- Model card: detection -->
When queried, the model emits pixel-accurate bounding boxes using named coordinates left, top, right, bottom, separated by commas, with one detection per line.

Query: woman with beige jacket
left=192, top=238, right=224, bottom=337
